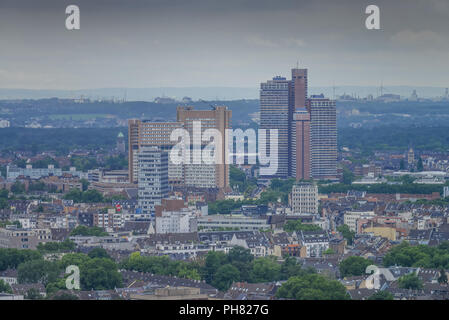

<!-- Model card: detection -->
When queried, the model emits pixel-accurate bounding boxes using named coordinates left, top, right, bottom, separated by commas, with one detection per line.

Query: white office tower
left=290, top=182, right=318, bottom=214
left=138, top=146, right=169, bottom=215
left=155, top=208, right=197, bottom=234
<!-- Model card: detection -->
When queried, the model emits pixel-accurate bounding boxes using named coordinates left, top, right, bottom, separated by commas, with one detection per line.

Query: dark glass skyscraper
left=260, top=68, right=309, bottom=179
left=307, top=95, right=337, bottom=180
left=260, top=76, right=290, bottom=178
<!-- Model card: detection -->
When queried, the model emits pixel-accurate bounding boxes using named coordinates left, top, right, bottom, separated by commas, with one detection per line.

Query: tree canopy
left=276, top=273, right=350, bottom=300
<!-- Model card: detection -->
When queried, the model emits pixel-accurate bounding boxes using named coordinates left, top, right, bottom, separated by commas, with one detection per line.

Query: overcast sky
left=0, top=0, right=448, bottom=90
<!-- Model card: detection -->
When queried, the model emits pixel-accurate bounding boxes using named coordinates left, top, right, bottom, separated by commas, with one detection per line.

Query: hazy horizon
left=0, top=85, right=447, bottom=101
left=1, top=0, right=448, bottom=90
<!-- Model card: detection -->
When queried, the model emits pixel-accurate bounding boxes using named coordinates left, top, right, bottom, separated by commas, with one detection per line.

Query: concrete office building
left=137, top=147, right=169, bottom=215
left=155, top=208, right=197, bottom=234
left=290, top=182, right=318, bottom=214
left=290, top=68, right=308, bottom=109
left=128, top=120, right=183, bottom=185
left=307, top=94, right=337, bottom=180
left=0, top=227, right=52, bottom=249
left=129, top=106, right=231, bottom=190
left=197, top=215, right=270, bottom=231
left=260, top=67, right=309, bottom=179
left=259, top=76, right=290, bottom=178
left=177, top=106, right=232, bottom=190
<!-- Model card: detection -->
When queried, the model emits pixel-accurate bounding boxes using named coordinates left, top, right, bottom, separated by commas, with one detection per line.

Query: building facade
left=137, top=147, right=169, bottom=215
left=177, top=106, right=231, bottom=190
left=291, top=109, right=311, bottom=180
left=259, top=76, right=291, bottom=178
left=260, top=67, right=309, bottom=179
left=290, top=182, right=318, bottom=214
left=155, top=209, right=197, bottom=234
left=128, top=120, right=183, bottom=185
left=307, top=94, right=337, bottom=180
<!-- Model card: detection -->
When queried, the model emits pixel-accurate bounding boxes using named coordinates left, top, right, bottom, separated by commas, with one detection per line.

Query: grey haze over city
left=0, top=0, right=448, bottom=100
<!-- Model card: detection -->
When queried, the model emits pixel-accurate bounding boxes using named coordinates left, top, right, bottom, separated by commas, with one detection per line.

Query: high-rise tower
left=291, top=109, right=311, bottom=180
left=259, top=76, right=290, bottom=178
left=307, top=94, right=337, bottom=180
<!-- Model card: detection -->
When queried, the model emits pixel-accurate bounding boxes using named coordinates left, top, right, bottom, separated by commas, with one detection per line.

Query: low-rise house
left=224, top=282, right=280, bottom=300
left=0, top=269, right=18, bottom=285
left=11, top=283, right=46, bottom=298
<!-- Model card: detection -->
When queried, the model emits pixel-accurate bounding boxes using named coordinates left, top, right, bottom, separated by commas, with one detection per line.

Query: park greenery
left=283, top=220, right=322, bottom=233
left=0, top=247, right=122, bottom=297
left=383, top=241, right=449, bottom=269
left=229, top=165, right=257, bottom=195
left=318, top=181, right=447, bottom=195
left=275, top=273, right=350, bottom=300
left=0, top=279, right=12, bottom=294
left=339, top=256, right=373, bottom=278
left=339, top=126, right=449, bottom=155
left=0, top=127, right=126, bottom=155
left=63, top=188, right=126, bottom=203
left=337, top=224, right=356, bottom=246
left=120, top=247, right=317, bottom=292
left=397, top=273, right=423, bottom=290
left=0, top=189, right=9, bottom=209
left=209, top=177, right=297, bottom=214
left=69, top=225, right=109, bottom=237
left=36, top=239, right=76, bottom=253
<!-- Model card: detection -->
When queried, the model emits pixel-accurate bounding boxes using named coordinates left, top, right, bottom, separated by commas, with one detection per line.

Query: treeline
left=120, top=247, right=318, bottom=292
left=0, top=247, right=122, bottom=298
left=383, top=241, right=449, bottom=269
left=62, top=189, right=126, bottom=203
left=318, top=182, right=446, bottom=195
left=0, top=127, right=126, bottom=155
left=339, top=126, right=449, bottom=154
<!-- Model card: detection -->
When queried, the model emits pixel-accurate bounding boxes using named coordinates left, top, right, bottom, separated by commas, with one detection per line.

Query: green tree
left=227, top=246, right=254, bottom=282
left=284, top=220, right=322, bottom=232
left=276, top=273, right=350, bottom=300
left=339, top=256, right=372, bottom=278
left=0, top=279, right=12, bottom=293
left=438, top=269, right=448, bottom=284
left=337, top=225, right=355, bottom=246
left=17, top=259, right=61, bottom=285
left=0, top=198, right=7, bottom=210
left=80, top=258, right=123, bottom=290
left=280, top=257, right=313, bottom=279
left=397, top=273, right=423, bottom=290
left=399, top=159, right=405, bottom=170
left=250, top=256, right=281, bottom=283
left=417, top=158, right=424, bottom=172
left=0, top=248, right=42, bottom=272
left=11, top=181, right=26, bottom=194
left=70, top=225, right=108, bottom=236
left=37, top=239, right=76, bottom=253
left=25, top=288, right=43, bottom=300
left=342, top=166, right=355, bottom=185
left=46, top=278, right=68, bottom=296
left=211, top=264, right=240, bottom=291
left=59, top=253, right=91, bottom=269
left=88, top=247, right=112, bottom=260
left=80, top=179, right=90, bottom=192
left=203, top=251, right=228, bottom=284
